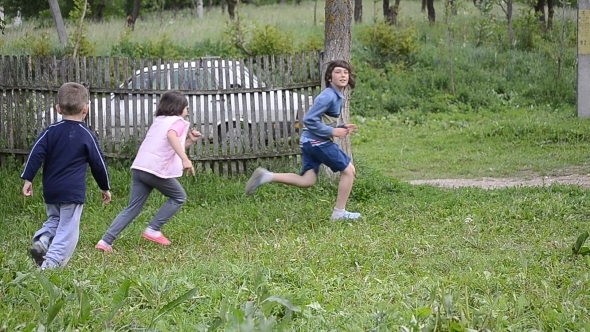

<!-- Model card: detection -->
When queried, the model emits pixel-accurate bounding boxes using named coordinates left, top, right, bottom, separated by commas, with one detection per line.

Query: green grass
left=0, top=0, right=546, bottom=56
left=1, top=1, right=590, bottom=330
left=354, top=107, right=590, bottom=180
left=2, top=108, right=590, bottom=331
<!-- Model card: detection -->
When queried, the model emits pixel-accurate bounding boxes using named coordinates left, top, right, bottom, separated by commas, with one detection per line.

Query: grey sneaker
left=331, top=210, right=361, bottom=221
left=29, top=241, right=48, bottom=267
left=245, top=167, right=269, bottom=195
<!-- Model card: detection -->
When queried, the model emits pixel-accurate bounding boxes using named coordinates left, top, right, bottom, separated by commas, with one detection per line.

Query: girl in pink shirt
left=95, top=90, right=201, bottom=251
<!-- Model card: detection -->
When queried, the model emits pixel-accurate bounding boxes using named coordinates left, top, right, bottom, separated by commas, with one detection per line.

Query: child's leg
left=272, top=169, right=317, bottom=187
left=30, top=204, right=61, bottom=266
left=245, top=145, right=319, bottom=194
left=335, top=163, right=356, bottom=210
left=32, top=204, right=61, bottom=243
left=141, top=174, right=186, bottom=232
left=100, top=170, right=153, bottom=245
left=309, top=142, right=360, bottom=220
left=42, top=203, right=84, bottom=269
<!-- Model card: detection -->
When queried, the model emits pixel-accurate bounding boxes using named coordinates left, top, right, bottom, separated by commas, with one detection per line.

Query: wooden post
left=578, top=1, right=590, bottom=117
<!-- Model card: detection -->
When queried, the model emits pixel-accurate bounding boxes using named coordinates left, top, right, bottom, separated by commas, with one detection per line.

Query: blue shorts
left=300, top=141, right=351, bottom=175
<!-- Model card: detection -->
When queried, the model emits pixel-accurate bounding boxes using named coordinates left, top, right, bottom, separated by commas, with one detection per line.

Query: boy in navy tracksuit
left=21, top=82, right=112, bottom=269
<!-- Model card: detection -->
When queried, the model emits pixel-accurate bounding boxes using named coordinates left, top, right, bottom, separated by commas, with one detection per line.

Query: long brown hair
left=324, top=60, right=356, bottom=89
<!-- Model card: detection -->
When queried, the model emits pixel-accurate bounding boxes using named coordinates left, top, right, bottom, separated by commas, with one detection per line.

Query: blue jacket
left=20, top=120, right=111, bottom=204
left=301, top=85, right=346, bottom=142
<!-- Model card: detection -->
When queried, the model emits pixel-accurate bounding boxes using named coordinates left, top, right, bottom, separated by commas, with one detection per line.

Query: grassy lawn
left=1, top=107, right=590, bottom=331
left=1, top=0, right=590, bottom=330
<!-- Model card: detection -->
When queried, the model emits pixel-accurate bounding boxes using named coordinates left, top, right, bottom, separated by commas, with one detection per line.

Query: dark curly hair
left=324, top=60, right=356, bottom=89
left=156, top=90, right=188, bottom=117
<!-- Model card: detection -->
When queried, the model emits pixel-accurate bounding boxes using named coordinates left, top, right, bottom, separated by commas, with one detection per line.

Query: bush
left=248, top=24, right=295, bottom=56
left=356, top=21, right=418, bottom=67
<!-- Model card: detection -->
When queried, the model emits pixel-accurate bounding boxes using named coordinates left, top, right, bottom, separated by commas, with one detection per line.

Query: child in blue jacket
left=245, top=60, right=360, bottom=221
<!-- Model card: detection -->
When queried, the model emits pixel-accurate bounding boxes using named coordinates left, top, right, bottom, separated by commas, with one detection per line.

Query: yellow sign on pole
left=579, top=10, right=590, bottom=54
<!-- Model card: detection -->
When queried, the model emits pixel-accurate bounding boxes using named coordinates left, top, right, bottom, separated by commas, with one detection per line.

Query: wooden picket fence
left=0, top=52, right=322, bottom=176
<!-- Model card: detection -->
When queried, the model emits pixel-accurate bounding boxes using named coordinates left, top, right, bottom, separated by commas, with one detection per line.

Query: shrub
left=249, top=24, right=295, bottom=56
left=356, top=21, right=418, bottom=66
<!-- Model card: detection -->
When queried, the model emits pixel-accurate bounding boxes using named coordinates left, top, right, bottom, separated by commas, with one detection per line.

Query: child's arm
left=185, top=128, right=201, bottom=148
left=20, top=130, right=49, bottom=196
left=303, top=93, right=335, bottom=137
left=86, top=133, right=111, bottom=193
left=168, top=130, right=195, bottom=175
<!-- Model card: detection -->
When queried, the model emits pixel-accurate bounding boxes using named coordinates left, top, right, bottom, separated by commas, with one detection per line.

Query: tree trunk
left=314, top=0, right=318, bottom=26
left=383, top=0, right=392, bottom=24
left=422, top=0, right=426, bottom=12
left=354, top=0, right=362, bottom=23
left=391, top=0, right=401, bottom=25
left=547, top=0, right=554, bottom=30
left=507, top=0, right=514, bottom=46
left=48, top=0, right=68, bottom=48
left=197, top=0, right=204, bottom=18
left=324, top=0, right=353, bottom=164
left=131, top=0, right=141, bottom=22
left=427, top=0, right=435, bottom=23
left=227, top=0, right=236, bottom=20
left=96, top=0, right=106, bottom=21
left=534, top=0, right=545, bottom=23
left=72, top=0, right=88, bottom=58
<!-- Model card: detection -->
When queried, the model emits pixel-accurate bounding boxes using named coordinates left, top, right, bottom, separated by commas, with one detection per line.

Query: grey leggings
left=101, top=169, right=187, bottom=245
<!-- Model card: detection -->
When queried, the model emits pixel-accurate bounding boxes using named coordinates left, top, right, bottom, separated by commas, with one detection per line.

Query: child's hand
left=344, top=124, right=358, bottom=134
left=183, top=158, right=195, bottom=176
left=188, top=129, right=202, bottom=142
left=22, top=180, right=33, bottom=197
left=102, top=190, right=111, bottom=204
left=333, top=128, right=349, bottom=138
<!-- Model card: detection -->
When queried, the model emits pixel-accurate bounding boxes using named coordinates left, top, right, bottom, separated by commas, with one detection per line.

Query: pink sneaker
left=95, top=240, right=113, bottom=252
left=142, top=230, right=171, bottom=246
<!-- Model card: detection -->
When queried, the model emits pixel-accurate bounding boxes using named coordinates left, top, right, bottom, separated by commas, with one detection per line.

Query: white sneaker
left=331, top=210, right=361, bottom=221
left=245, top=167, right=271, bottom=195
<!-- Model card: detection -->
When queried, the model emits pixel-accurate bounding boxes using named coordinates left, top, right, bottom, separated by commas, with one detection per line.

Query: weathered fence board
left=0, top=52, right=321, bottom=175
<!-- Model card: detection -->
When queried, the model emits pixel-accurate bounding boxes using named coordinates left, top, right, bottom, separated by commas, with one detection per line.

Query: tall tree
left=227, top=0, right=236, bottom=19
left=323, top=0, right=353, bottom=159
left=354, top=0, right=362, bottom=23
left=48, top=0, right=68, bottom=48
left=426, top=0, right=435, bottom=22
left=383, top=0, right=401, bottom=25
left=130, top=0, right=141, bottom=22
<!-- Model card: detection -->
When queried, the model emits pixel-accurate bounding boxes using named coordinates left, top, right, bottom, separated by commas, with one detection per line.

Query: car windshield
left=127, top=62, right=261, bottom=90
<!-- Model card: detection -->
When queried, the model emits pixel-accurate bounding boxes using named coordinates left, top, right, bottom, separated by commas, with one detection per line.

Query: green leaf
left=151, top=287, right=198, bottom=325
left=102, top=279, right=131, bottom=325
left=34, top=272, right=60, bottom=301
left=22, top=289, right=43, bottom=318
left=572, top=231, right=589, bottom=255
left=261, top=296, right=300, bottom=313
left=78, top=285, right=91, bottom=324
left=46, top=298, right=65, bottom=327
left=579, top=246, right=590, bottom=256
left=415, top=307, right=433, bottom=319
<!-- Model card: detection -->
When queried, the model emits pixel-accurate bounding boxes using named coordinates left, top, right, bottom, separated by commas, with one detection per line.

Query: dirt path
left=409, top=174, right=590, bottom=189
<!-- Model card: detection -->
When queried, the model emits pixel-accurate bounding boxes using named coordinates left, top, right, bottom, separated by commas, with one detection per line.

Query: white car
left=43, top=58, right=312, bottom=146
